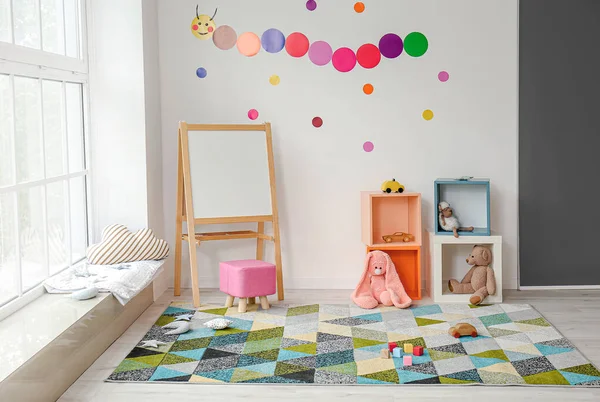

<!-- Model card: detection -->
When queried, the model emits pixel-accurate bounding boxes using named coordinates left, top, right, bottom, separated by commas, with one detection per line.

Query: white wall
left=88, top=0, right=148, bottom=235
left=157, top=0, right=519, bottom=290
left=88, top=0, right=168, bottom=297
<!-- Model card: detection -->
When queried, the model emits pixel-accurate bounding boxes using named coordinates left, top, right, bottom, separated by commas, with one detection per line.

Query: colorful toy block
left=413, top=345, right=424, bottom=356
left=392, top=347, right=402, bottom=358
left=403, top=343, right=413, bottom=354
left=388, top=342, right=397, bottom=352
left=403, top=355, right=412, bottom=366
left=380, top=349, right=390, bottom=359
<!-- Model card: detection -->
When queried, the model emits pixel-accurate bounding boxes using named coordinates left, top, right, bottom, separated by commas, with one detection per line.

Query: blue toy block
left=434, top=178, right=491, bottom=236
left=392, top=347, right=402, bottom=358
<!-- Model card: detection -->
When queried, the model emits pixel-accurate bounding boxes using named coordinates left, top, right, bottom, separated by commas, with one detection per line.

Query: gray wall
left=519, top=0, right=600, bottom=286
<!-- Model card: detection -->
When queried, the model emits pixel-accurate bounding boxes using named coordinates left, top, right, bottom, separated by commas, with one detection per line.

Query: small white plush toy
left=204, top=318, right=232, bottom=330
left=438, top=201, right=474, bottom=238
left=162, top=321, right=191, bottom=335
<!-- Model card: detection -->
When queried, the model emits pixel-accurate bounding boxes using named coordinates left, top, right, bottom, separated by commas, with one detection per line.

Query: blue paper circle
left=261, top=29, right=285, bottom=53
left=196, top=67, right=207, bottom=78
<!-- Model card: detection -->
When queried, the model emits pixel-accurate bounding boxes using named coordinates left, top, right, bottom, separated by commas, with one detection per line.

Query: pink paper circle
left=308, top=41, right=333, bottom=66
left=438, top=71, right=449, bottom=82
left=363, top=141, right=374, bottom=152
left=248, top=109, right=259, bottom=120
left=332, top=47, right=356, bottom=73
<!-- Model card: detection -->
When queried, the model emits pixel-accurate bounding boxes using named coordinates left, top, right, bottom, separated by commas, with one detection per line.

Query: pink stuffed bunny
left=352, top=250, right=412, bottom=309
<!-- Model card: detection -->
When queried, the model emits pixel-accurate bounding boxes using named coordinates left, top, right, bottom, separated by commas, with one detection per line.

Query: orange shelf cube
left=361, top=192, right=422, bottom=247
left=366, top=244, right=422, bottom=300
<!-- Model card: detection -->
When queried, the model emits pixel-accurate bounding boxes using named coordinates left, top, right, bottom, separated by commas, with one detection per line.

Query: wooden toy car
left=382, top=232, right=415, bottom=243
left=448, top=323, right=478, bottom=338
left=381, top=179, right=405, bottom=193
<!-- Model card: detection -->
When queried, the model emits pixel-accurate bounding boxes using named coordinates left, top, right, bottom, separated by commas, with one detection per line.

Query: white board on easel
left=174, top=122, right=284, bottom=308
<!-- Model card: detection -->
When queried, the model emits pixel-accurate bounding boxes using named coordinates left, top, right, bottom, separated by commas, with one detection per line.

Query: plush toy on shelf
left=381, top=179, right=404, bottom=193
left=438, top=201, right=474, bottom=238
left=351, top=250, right=412, bottom=309
left=448, top=245, right=496, bottom=305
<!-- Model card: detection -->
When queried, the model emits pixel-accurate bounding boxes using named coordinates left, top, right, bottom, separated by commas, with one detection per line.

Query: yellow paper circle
left=269, top=75, right=280, bottom=85
left=422, top=109, right=434, bottom=121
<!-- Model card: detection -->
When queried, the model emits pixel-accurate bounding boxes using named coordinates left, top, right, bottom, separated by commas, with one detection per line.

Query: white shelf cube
left=426, top=230, right=503, bottom=303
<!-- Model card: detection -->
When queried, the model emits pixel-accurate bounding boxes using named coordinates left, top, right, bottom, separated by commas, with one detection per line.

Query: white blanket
left=44, top=259, right=165, bottom=305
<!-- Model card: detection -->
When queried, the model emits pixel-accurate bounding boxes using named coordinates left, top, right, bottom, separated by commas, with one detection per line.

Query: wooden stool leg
left=248, top=297, right=256, bottom=305
left=259, top=296, right=270, bottom=310
left=238, top=298, right=248, bottom=313
left=225, top=295, right=234, bottom=308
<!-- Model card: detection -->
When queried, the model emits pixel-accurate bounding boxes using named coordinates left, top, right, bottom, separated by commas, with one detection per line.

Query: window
left=0, top=0, right=89, bottom=310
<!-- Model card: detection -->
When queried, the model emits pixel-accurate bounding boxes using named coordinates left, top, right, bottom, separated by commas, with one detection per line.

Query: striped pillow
left=87, top=224, right=169, bottom=265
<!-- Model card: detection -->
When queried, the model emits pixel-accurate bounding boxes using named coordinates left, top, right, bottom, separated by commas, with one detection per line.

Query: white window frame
left=0, top=0, right=93, bottom=321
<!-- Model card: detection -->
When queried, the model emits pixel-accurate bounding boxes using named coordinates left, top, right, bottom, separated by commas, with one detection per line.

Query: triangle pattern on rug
left=108, top=302, right=597, bottom=386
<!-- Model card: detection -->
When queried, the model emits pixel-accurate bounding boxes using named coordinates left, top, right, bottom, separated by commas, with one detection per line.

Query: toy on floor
left=381, top=178, right=405, bottom=193
left=438, top=201, right=474, bottom=238
left=392, top=347, right=402, bottom=358
left=388, top=342, right=398, bottom=352
left=140, top=340, right=167, bottom=348
left=351, top=250, right=412, bottom=309
left=204, top=318, right=232, bottom=329
left=380, top=349, right=390, bottom=359
left=403, top=355, right=413, bottom=366
left=448, top=245, right=496, bottom=305
left=162, top=321, right=191, bottom=335
left=382, top=231, right=415, bottom=243
left=413, top=345, right=424, bottom=356
left=403, top=343, right=414, bottom=354
left=448, top=323, right=478, bottom=338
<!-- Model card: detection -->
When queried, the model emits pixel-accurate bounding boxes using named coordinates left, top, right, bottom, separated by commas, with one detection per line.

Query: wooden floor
left=59, top=289, right=600, bottom=402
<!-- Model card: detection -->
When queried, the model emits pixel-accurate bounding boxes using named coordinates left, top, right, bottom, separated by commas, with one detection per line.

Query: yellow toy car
left=381, top=179, right=405, bottom=193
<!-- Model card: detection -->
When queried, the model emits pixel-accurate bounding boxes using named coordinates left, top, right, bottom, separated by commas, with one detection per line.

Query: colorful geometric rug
left=107, top=302, right=600, bottom=386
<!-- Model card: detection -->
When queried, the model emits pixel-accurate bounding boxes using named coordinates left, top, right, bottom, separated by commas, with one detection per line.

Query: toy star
left=140, top=340, right=167, bottom=348
left=174, top=313, right=194, bottom=321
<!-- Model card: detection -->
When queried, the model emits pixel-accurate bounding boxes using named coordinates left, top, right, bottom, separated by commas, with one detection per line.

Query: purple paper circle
left=378, top=33, right=403, bottom=59
left=306, top=0, right=317, bottom=11
left=438, top=71, right=449, bottom=82
left=308, top=41, right=333, bottom=66
left=261, top=29, right=286, bottom=53
left=363, top=141, right=374, bottom=152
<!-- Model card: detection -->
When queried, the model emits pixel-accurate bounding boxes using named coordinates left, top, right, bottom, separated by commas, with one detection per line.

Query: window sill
left=0, top=291, right=111, bottom=382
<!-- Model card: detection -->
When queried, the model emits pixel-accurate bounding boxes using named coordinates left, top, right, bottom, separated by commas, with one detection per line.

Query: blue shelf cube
left=434, top=178, right=491, bottom=236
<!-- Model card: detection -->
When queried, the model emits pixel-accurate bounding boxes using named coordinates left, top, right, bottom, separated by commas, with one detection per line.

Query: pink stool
left=219, top=259, right=276, bottom=312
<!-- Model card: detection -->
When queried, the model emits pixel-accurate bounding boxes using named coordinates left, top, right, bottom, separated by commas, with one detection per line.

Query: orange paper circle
left=354, top=2, right=365, bottom=13
left=237, top=32, right=261, bottom=57
left=363, top=83, right=374, bottom=95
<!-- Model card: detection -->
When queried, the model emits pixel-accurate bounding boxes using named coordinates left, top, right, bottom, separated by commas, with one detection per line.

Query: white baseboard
left=519, top=285, right=600, bottom=290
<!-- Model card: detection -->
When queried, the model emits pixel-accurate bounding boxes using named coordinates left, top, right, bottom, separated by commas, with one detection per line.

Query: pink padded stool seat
left=219, top=259, right=276, bottom=312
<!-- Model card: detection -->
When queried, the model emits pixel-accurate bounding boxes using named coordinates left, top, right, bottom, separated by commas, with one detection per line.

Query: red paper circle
left=356, top=44, right=381, bottom=69
left=285, top=32, right=309, bottom=57
left=312, top=117, right=323, bottom=128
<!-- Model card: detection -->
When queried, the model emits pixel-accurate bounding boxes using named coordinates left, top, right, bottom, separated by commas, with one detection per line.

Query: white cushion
left=86, top=224, right=169, bottom=265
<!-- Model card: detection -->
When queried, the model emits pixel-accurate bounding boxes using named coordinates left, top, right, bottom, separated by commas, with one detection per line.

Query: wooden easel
left=173, top=122, right=284, bottom=307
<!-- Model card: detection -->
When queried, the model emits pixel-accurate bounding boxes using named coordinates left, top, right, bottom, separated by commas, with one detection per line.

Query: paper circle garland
left=237, top=32, right=261, bottom=57
left=261, top=28, right=285, bottom=53
left=332, top=47, right=356, bottom=72
left=308, top=41, right=333, bottom=66
left=285, top=32, right=310, bottom=57
left=404, top=32, right=428, bottom=57
left=212, top=25, right=237, bottom=50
